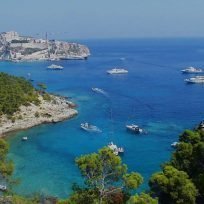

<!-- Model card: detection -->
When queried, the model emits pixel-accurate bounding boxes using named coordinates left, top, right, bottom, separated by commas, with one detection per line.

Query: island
left=0, top=31, right=90, bottom=62
left=0, top=73, right=78, bottom=136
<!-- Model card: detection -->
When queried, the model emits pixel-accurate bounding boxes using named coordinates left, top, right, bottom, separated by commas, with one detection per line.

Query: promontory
left=0, top=73, right=78, bottom=136
left=0, top=31, right=90, bottom=62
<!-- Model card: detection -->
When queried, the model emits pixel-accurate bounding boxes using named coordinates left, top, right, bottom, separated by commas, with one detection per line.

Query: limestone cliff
left=0, top=31, right=90, bottom=61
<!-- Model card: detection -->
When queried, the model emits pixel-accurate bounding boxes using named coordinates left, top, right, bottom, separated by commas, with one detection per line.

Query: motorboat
left=22, top=137, right=28, bottom=141
left=185, top=76, right=204, bottom=84
left=181, top=67, right=203, bottom=74
left=107, top=68, right=128, bottom=74
left=108, top=142, right=124, bottom=155
left=126, top=124, right=143, bottom=134
left=0, top=184, right=7, bottom=191
left=171, top=142, right=179, bottom=148
left=92, top=88, right=107, bottom=95
left=47, top=64, right=64, bottom=70
left=80, top=123, right=102, bottom=133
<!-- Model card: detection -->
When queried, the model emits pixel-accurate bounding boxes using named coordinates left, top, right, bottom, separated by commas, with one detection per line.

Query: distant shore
left=0, top=94, right=78, bottom=137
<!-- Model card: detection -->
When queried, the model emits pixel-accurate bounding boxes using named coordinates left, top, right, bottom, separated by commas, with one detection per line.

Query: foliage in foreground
left=0, top=139, right=14, bottom=178
left=126, top=193, right=158, bottom=204
left=171, top=129, right=204, bottom=198
left=60, top=147, right=144, bottom=204
left=149, top=165, right=197, bottom=204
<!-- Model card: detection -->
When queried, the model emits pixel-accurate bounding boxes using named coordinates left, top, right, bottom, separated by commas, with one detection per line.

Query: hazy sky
left=1, top=0, right=204, bottom=39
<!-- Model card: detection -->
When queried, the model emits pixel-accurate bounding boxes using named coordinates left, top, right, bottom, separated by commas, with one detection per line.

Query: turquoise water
left=2, top=38, right=204, bottom=198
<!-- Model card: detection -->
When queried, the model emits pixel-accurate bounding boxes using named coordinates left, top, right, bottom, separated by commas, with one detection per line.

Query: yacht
left=80, top=123, right=102, bottom=133
left=108, top=142, right=124, bottom=155
left=107, top=68, right=128, bottom=74
left=126, top=124, right=143, bottom=134
left=185, top=76, right=204, bottom=84
left=0, top=184, right=7, bottom=191
left=47, top=64, right=64, bottom=70
left=181, top=67, right=203, bottom=74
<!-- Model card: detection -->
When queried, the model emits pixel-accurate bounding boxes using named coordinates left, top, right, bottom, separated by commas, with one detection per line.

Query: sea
left=1, top=38, right=204, bottom=198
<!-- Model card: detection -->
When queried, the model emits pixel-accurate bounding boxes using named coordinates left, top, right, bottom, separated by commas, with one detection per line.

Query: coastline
left=0, top=94, right=78, bottom=138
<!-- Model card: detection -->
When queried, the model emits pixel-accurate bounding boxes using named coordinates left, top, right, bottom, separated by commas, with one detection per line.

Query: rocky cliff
left=0, top=31, right=90, bottom=61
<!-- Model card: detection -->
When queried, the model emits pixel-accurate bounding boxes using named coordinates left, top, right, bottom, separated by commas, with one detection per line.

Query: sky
left=1, top=0, right=204, bottom=39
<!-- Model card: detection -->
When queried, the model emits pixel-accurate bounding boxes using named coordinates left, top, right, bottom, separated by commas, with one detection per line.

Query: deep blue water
left=2, top=38, right=204, bottom=198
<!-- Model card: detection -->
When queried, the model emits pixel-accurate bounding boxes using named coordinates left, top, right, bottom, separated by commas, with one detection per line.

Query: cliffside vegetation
left=0, top=72, right=39, bottom=115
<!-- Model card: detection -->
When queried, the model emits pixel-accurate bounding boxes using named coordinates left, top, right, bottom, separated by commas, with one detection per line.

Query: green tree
left=0, top=139, right=14, bottom=178
left=171, top=129, right=204, bottom=199
left=149, top=165, right=198, bottom=204
left=75, top=147, right=143, bottom=204
left=127, top=193, right=158, bottom=204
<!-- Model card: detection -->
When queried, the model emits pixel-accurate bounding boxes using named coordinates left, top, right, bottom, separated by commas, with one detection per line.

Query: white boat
left=81, top=123, right=102, bottom=133
left=92, top=88, right=106, bottom=95
left=181, top=67, right=203, bottom=74
left=22, top=137, right=28, bottom=141
left=108, top=142, right=124, bottom=155
left=47, top=64, right=64, bottom=70
left=126, top=124, right=143, bottom=134
left=107, top=68, right=128, bottom=74
left=185, top=76, right=204, bottom=84
left=171, top=142, right=179, bottom=148
left=0, top=185, right=7, bottom=191
left=198, top=120, right=204, bottom=129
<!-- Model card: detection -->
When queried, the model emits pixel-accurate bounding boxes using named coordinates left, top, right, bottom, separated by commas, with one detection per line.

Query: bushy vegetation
left=0, top=72, right=39, bottom=115
left=0, top=139, right=14, bottom=178
left=59, top=147, right=152, bottom=204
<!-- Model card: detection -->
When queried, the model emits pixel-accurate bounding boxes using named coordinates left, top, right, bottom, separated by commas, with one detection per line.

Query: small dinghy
left=22, top=137, right=28, bottom=141
left=0, top=184, right=7, bottom=191
left=81, top=123, right=102, bottom=133
left=171, top=142, right=179, bottom=148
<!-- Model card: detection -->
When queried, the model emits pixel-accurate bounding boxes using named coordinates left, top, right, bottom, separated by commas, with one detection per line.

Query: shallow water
left=2, top=38, right=204, bottom=198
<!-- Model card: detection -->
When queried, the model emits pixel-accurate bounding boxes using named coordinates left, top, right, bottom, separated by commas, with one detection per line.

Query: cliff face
left=0, top=31, right=90, bottom=61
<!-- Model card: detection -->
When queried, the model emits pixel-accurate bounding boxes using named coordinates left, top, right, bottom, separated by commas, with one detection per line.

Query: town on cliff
left=0, top=31, right=90, bottom=62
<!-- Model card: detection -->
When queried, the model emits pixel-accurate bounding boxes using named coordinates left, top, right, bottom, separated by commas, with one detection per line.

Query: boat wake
left=92, top=88, right=108, bottom=97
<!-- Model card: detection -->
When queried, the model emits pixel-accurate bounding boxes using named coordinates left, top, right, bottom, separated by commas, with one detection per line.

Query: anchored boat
left=107, top=68, right=128, bottom=74
left=185, top=76, right=204, bottom=84
left=80, top=123, right=102, bottom=133
left=108, top=142, right=124, bottom=155
left=181, top=66, right=203, bottom=74
left=126, top=124, right=143, bottom=134
left=47, top=64, right=64, bottom=70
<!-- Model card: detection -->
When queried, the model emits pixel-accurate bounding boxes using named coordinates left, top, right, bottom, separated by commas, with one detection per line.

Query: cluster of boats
left=46, top=66, right=128, bottom=73
left=80, top=122, right=145, bottom=155
left=182, top=67, right=204, bottom=84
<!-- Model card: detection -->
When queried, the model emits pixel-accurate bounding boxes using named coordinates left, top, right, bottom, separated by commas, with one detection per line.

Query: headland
left=0, top=31, right=90, bottom=62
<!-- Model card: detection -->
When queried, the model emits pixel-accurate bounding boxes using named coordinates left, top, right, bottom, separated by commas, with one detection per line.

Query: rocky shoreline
left=0, top=94, right=78, bottom=137
left=0, top=31, right=90, bottom=62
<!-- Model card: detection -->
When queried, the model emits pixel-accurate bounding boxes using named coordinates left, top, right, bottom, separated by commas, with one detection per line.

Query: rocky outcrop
left=0, top=31, right=90, bottom=61
left=0, top=94, right=78, bottom=136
